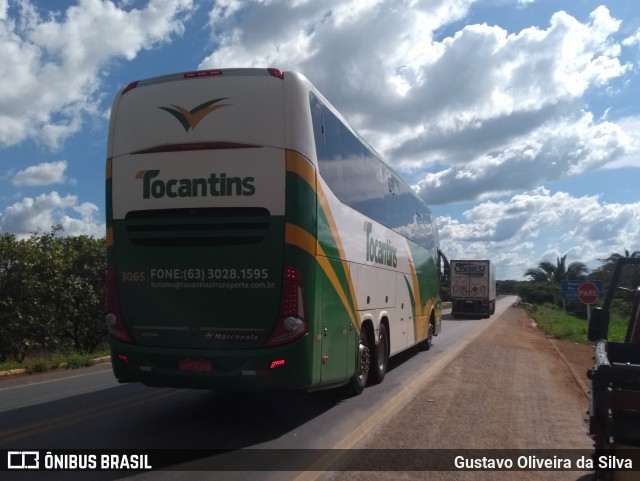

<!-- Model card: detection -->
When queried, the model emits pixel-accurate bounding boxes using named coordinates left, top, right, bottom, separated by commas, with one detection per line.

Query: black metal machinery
left=587, top=258, right=640, bottom=480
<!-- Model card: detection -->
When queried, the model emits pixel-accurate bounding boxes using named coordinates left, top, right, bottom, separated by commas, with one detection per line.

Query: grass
left=0, top=345, right=109, bottom=374
left=525, top=303, right=630, bottom=344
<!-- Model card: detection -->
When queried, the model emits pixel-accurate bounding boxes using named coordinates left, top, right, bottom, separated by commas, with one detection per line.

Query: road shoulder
left=329, top=306, right=595, bottom=480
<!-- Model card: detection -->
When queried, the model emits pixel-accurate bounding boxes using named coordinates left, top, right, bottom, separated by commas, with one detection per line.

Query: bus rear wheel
left=369, top=323, right=388, bottom=385
left=349, top=329, right=371, bottom=395
left=419, top=321, right=434, bottom=351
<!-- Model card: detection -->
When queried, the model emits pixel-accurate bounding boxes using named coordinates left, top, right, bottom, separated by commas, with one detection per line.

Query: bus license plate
left=179, top=359, right=213, bottom=373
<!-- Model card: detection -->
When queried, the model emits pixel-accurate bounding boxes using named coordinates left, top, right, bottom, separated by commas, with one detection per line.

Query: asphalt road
left=0, top=296, right=517, bottom=480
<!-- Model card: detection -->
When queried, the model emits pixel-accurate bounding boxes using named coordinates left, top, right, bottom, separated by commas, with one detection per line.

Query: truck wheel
left=369, top=323, right=389, bottom=385
left=349, top=329, right=371, bottom=395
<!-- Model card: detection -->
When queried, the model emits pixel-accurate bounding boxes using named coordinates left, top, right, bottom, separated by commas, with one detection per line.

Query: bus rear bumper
left=108, top=336, right=315, bottom=391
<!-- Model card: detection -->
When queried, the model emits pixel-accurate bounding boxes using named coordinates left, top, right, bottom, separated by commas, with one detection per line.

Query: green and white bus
left=106, top=68, right=442, bottom=394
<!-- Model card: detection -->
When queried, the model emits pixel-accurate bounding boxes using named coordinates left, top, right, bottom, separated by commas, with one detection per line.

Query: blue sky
left=0, top=0, right=638, bottom=280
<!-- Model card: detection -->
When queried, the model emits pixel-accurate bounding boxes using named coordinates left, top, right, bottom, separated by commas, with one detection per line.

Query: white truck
left=450, top=260, right=496, bottom=318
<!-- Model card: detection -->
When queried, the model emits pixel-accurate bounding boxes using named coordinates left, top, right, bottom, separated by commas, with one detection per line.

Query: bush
left=0, top=228, right=107, bottom=362
left=516, top=281, right=560, bottom=305
left=26, top=358, right=54, bottom=374
left=64, top=353, right=95, bottom=369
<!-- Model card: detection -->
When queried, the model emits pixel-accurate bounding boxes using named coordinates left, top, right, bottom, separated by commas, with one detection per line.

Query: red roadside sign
left=578, top=281, right=599, bottom=304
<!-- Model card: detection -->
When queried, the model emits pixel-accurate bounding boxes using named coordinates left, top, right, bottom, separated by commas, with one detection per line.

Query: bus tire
left=419, top=321, right=434, bottom=351
left=369, top=323, right=389, bottom=385
left=349, top=328, right=371, bottom=395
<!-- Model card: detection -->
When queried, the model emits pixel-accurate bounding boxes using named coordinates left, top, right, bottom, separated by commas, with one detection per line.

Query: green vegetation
left=0, top=345, right=110, bottom=374
left=515, top=250, right=640, bottom=344
left=523, top=303, right=629, bottom=344
left=0, top=227, right=106, bottom=367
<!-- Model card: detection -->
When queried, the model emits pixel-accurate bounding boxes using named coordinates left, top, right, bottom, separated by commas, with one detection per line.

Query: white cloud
left=60, top=201, right=103, bottom=238
left=413, top=111, right=633, bottom=205
left=396, top=5, right=635, bottom=203
left=0, top=191, right=103, bottom=238
left=12, top=160, right=68, bottom=186
left=0, top=0, right=194, bottom=150
left=622, top=27, right=640, bottom=47
left=201, top=0, right=472, bottom=102
left=200, top=1, right=636, bottom=207
left=437, top=188, right=640, bottom=280
left=601, top=115, right=640, bottom=169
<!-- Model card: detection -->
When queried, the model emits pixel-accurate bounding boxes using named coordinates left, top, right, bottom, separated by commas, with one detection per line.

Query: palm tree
left=604, top=249, right=640, bottom=263
left=596, top=249, right=640, bottom=291
left=524, top=260, right=557, bottom=282
left=524, top=255, right=588, bottom=283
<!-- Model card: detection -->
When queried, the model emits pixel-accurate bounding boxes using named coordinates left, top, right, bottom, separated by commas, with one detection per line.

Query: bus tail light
left=184, top=69, right=222, bottom=78
left=265, top=267, right=307, bottom=347
left=106, top=267, right=133, bottom=343
left=267, top=68, right=284, bottom=79
left=121, top=81, right=139, bottom=95
left=270, top=359, right=286, bottom=369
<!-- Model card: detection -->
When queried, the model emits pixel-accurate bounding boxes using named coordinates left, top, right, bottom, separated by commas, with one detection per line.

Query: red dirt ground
left=329, top=306, right=597, bottom=481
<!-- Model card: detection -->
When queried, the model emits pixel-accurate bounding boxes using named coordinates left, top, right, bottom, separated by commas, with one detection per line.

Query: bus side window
left=312, top=94, right=344, bottom=197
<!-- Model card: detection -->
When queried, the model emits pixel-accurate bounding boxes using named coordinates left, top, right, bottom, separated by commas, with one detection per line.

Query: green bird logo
left=158, top=98, right=230, bottom=131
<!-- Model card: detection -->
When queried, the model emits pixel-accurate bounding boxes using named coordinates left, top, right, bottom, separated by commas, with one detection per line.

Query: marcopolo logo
left=158, top=98, right=230, bottom=132
left=365, top=221, right=397, bottom=268
left=137, top=170, right=255, bottom=199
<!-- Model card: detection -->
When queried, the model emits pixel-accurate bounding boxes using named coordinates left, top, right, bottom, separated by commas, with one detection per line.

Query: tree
left=0, top=232, right=31, bottom=362
left=604, top=249, right=640, bottom=262
left=524, top=255, right=588, bottom=283
left=0, top=230, right=62, bottom=361
left=516, top=280, right=560, bottom=305
left=590, top=249, right=640, bottom=319
left=599, top=249, right=640, bottom=288
left=0, top=228, right=107, bottom=362
left=57, top=235, right=107, bottom=352
left=592, top=250, right=640, bottom=287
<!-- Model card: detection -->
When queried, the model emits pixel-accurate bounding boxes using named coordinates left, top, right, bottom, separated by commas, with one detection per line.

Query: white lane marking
left=0, top=367, right=113, bottom=392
